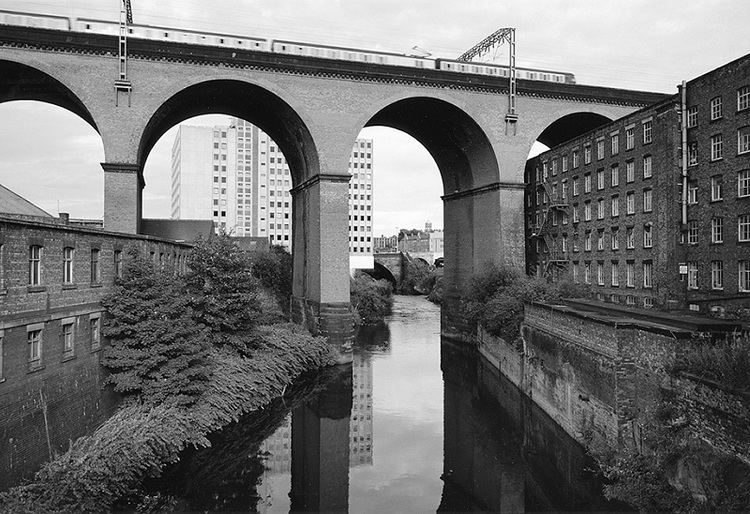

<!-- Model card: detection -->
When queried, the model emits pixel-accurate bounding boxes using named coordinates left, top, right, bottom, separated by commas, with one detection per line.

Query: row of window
left=688, top=129, right=750, bottom=162
left=538, top=120, right=654, bottom=180
left=684, top=260, right=750, bottom=291
left=686, top=86, right=750, bottom=127
left=571, top=259, right=655, bottom=289
left=542, top=224, right=655, bottom=253
left=0, top=315, right=102, bottom=378
left=26, top=246, right=114, bottom=287
left=535, top=171, right=750, bottom=227
left=536, top=157, right=654, bottom=204
left=687, top=215, right=750, bottom=244
left=541, top=213, right=750, bottom=253
left=568, top=258, right=750, bottom=293
left=15, top=244, right=185, bottom=288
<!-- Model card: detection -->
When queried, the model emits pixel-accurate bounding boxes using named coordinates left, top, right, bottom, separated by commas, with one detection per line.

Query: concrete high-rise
left=170, top=119, right=374, bottom=268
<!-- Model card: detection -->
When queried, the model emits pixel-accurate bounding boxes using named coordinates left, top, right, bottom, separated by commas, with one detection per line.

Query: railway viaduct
left=0, top=25, right=667, bottom=342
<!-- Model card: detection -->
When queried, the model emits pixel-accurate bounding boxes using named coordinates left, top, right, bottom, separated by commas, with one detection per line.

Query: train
left=0, top=10, right=576, bottom=84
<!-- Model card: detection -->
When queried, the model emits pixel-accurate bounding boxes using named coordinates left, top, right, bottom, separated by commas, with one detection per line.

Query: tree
left=101, top=245, right=212, bottom=405
left=250, top=245, right=293, bottom=309
left=184, top=234, right=262, bottom=341
left=351, top=272, right=393, bottom=324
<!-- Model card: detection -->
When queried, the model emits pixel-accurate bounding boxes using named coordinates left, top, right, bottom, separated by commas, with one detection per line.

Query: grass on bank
left=0, top=237, right=335, bottom=513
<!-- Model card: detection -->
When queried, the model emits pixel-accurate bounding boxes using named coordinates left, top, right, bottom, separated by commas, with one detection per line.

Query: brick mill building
left=526, top=54, right=750, bottom=313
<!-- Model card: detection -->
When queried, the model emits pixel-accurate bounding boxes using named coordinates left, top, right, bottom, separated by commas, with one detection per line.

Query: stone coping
left=526, top=299, right=743, bottom=338
left=0, top=215, right=192, bottom=248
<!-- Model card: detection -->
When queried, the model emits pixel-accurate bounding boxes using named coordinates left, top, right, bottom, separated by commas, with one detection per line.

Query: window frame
left=28, top=245, right=42, bottom=286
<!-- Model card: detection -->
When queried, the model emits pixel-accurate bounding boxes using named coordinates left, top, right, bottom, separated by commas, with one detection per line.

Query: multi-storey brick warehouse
left=0, top=216, right=191, bottom=487
left=526, top=54, right=750, bottom=312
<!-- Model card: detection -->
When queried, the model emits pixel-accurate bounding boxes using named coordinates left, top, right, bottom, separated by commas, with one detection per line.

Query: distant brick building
left=373, top=234, right=398, bottom=253
left=526, top=54, right=750, bottom=312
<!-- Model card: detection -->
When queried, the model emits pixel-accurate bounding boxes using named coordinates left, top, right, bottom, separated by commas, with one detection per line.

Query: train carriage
left=272, top=39, right=433, bottom=69
left=0, top=9, right=576, bottom=85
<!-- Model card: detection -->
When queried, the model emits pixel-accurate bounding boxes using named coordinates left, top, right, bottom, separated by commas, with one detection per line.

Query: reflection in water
left=145, top=296, right=617, bottom=512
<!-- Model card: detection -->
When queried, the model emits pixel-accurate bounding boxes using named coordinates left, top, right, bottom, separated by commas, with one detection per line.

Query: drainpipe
left=680, top=80, right=688, bottom=227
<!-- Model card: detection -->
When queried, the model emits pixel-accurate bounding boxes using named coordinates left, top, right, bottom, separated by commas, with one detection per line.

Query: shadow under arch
left=137, top=80, right=320, bottom=184
left=364, top=97, right=500, bottom=193
left=535, top=112, right=612, bottom=148
left=365, top=261, right=398, bottom=286
left=0, top=59, right=98, bottom=131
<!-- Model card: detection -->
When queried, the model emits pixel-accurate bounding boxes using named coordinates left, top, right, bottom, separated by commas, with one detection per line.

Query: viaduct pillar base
left=291, top=296, right=354, bottom=363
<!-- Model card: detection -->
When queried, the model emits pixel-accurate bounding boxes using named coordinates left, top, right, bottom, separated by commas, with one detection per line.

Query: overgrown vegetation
left=351, top=271, right=393, bottom=325
left=184, top=235, right=262, bottom=343
left=672, top=334, right=750, bottom=393
left=250, top=244, right=293, bottom=313
left=0, top=236, right=335, bottom=513
left=592, top=392, right=750, bottom=512
left=398, top=259, right=435, bottom=294
left=101, top=246, right=213, bottom=405
left=427, top=275, right=443, bottom=304
left=0, top=333, right=334, bottom=513
left=462, top=263, right=590, bottom=343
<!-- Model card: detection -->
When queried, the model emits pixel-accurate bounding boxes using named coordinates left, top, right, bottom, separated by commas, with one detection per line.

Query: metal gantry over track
left=115, top=0, right=133, bottom=106
left=457, top=28, right=517, bottom=126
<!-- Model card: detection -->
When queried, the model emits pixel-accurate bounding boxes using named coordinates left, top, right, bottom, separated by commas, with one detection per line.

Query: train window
left=281, top=45, right=286, bottom=50
left=164, top=32, right=169, bottom=37
left=378, top=56, right=386, bottom=64
left=85, top=24, right=91, bottom=29
left=416, top=60, right=424, bottom=68
left=128, top=28, right=133, bottom=34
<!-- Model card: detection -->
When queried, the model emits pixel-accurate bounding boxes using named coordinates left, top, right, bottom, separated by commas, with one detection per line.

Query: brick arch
left=136, top=79, right=320, bottom=186
left=359, top=96, right=500, bottom=193
left=0, top=59, right=99, bottom=131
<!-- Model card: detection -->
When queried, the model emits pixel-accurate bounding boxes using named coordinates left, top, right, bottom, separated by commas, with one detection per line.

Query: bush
left=399, top=260, right=435, bottom=294
left=672, top=334, right=750, bottom=392
left=462, top=263, right=562, bottom=343
left=0, top=327, right=335, bottom=513
left=101, top=246, right=212, bottom=405
left=427, top=276, right=444, bottom=304
left=351, top=272, right=393, bottom=325
left=592, top=393, right=750, bottom=511
left=250, top=245, right=293, bottom=311
left=184, top=234, right=262, bottom=338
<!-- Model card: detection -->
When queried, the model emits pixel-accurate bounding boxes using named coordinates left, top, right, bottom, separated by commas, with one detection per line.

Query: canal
left=142, top=295, right=621, bottom=512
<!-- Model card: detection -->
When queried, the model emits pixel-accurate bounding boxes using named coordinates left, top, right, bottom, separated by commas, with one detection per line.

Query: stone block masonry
left=478, top=300, right=745, bottom=453
left=0, top=215, right=192, bottom=489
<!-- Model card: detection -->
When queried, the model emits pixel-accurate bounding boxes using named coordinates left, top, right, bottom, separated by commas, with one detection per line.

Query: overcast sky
left=1, top=0, right=748, bottom=234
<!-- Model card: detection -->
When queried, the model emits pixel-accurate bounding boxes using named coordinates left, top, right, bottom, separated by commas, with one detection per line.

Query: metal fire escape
left=115, top=0, right=133, bottom=106
left=530, top=180, right=570, bottom=277
left=457, top=28, right=517, bottom=129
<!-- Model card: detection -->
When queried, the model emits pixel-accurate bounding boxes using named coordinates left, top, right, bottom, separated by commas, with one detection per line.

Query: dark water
left=146, top=296, right=618, bottom=512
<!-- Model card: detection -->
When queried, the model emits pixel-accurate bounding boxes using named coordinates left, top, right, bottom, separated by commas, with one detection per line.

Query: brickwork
left=0, top=35, right=656, bottom=339
left=681, top=57, right=750, bottom=311
left=672, top=374, right=750, bottom=465
left=527, top=54, right=750, bottom=313
left=0, top=216, right=191, bottom=489
left=479, top=302, right=740, bottom=450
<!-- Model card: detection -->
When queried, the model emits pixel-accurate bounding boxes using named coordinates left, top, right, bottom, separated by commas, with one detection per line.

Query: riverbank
left=0, top=323, right=336, bottom=513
